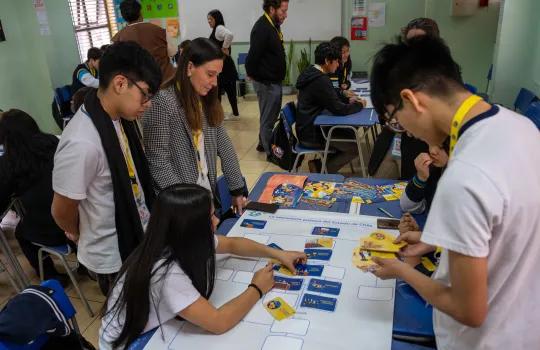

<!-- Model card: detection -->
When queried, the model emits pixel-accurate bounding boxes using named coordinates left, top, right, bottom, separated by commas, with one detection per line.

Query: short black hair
left=87, top=47, right=102, bottom=61
left=120, top=0, right=141, bottom=23
left=314, top=42, right=340, bottom=65
left=330, top=36, right=350, bottom=50
left=98, top=41, right=162, bottom=94
left=370, top=36, right=464, bottom=117
left=402, top=18, right=440, bottom=40
left=263, top=0, right=289, bottom=12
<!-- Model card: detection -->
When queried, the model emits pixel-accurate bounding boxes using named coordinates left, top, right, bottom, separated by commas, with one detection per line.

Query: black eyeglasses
left=382, top=98, right=405, bottom=133
left=125, top=76, right=153, bottom=104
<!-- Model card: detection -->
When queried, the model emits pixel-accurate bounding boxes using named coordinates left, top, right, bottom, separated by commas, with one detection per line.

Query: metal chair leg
left=38, top=248, right=45, bottom=282
left=57, top=253, right=94, bottom=318
left=291, top=154, right=301, bottom=173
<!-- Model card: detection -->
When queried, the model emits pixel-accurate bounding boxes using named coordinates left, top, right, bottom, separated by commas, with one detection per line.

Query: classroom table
left=314, top=80, right=379, bottom=177
left=135, top=173, right=433, bottom=350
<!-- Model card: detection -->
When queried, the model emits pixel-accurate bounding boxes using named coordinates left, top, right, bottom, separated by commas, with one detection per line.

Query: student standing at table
left=143, top=38, right=247, bottom=215
left=52, top=42, right=161, bottom=295
left=295, top=42, right=365, bottom=173
left=71, top=47, right=101, bottom=94
left=370, top=36, right=540, bottom=349
left=207, top=9, right=240, bottom=120
left=329, top=36, right=354, bottom=102
left=99, top=184, right=307, bottom=349
left=246, top=0, right=289, bottom=155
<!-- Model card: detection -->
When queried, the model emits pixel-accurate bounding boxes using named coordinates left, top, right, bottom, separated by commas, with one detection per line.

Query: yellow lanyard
left=449, top=95, right=483, bottom=157
left=118, top=122, right=140, bottom=197
left=343, top=67, right=347, bottom=84
left=192, top=129, right=204, bottom=174
left=264, top=12, right=284, bottom=46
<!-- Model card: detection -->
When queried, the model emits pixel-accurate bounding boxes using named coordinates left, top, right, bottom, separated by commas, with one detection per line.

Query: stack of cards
left=352, top=231, right=404, bottom=272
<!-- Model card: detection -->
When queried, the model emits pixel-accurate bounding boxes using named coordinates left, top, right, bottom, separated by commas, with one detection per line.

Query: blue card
left=304, top=248, right=333, bottom=261
left=301, top=293, right=337, bottom=312
left=298, top=264, right=324, bottom=277
left=274, top=276, right=303, bottom=291
left=307, top=278, right=342, bottom=296
left=240, top=219, right=266, bottom=229
left=267, top=243, right=283, bottom=250
left=312, top=226, right=339, bottom=237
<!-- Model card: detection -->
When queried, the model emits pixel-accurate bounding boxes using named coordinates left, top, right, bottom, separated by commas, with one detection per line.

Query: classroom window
left=68, top=0, right=118, bottom=62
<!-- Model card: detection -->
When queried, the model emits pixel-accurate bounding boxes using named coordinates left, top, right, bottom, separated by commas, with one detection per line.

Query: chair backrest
left=514, top=87, right=538, bottom=113
left=41, top=279, right=76, bottom=320
left=216, top=175, right=247, bottom=218
left=237, top=53, right=248, bottom=66
left=280, top=102, right=296, bottom=141
left=524, top=101, right=540, bottom=130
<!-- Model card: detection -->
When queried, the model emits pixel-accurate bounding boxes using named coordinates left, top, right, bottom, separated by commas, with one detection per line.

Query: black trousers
left=219, top=81, right=239, bottom=116
left=97, top=273, right=118, bottom=296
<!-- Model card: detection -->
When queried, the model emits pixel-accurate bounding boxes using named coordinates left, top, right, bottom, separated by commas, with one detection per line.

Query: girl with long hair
left=99, top=184, right=306, bottom=349
left=143, top=38, right=246, bottom=216
left=207, top=9, right=240, bottom=119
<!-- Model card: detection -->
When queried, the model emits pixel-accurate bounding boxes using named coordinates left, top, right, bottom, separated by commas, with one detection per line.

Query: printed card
left=240, top=219, right=267, bottom=229
left=265, top=297, right=296, bottom=321
left=305, top=237, right=334, bottom=249
left=307, top=278, right=342, bottom=296
left=304, top=248, right=333, bottom=261
left=301, top=293, right=337, bottom=312
left=311, top=226, right=340, bottom=237
left=274, top=276, right=304, bottom=291
left=359, top=231, right=406, bottom=253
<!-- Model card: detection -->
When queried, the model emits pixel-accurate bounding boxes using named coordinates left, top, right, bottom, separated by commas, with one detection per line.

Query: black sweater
left=245, top=15, right=286, bottom=84
left=295, top=66, right=363, bottom=146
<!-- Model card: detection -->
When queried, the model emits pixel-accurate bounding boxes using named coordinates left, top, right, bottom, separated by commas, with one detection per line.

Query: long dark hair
left=105, top=184, right=216, bottom=348
left=0, top=109, right=58, bottom=190
left=208, top=9, right=225, bottom=41
left=172, top=37, right=225, bottom=130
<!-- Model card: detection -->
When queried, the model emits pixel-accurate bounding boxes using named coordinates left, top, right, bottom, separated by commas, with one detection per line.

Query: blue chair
left=524, top=101, right=540, bottom=129
left=52, top=85, right=74, bottom=130
left=236, top=53, right=249, bottom=97
left=35, top=243, right=94, bottom=317
left=464, top=83, right=478, bottom=94
left=514, top=88, right=538, bottom=113
left=0, top=279, right=81, bottom=350
left=280, top=102, right=335, bottom=172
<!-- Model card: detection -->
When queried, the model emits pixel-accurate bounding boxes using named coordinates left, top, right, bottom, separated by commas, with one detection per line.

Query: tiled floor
left=0, top=93, right=370, bottom=347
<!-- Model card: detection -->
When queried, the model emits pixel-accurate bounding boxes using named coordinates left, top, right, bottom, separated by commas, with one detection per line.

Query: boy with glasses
left=369, top=36, right=540, bottom=349
left=52, top=41, right=162, bottom=295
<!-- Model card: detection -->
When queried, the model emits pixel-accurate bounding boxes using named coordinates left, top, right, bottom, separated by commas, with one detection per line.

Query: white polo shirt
left=422, top=105, right=540, bottom=349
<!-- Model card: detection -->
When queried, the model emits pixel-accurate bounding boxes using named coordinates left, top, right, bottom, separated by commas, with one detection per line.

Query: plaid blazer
left=143, top=86, right=244, bottom=197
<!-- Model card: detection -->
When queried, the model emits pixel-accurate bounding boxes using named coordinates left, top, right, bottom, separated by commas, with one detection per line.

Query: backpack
left=268, top=108, right=303, bottom=171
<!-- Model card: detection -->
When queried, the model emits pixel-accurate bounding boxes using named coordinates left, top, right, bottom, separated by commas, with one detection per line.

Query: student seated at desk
left=329, top=36, right=354, bottom=102
left=295, top=42, right=365, bottom=173
left=400, top=140, right=448, bottom=214
left=99, top=184, right=306, bottom=349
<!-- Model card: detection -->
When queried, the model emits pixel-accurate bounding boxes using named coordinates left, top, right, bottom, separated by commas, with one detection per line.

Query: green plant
left=296, top=38, right=312, bottom=76
left=283, top=39, right=295, bottom=86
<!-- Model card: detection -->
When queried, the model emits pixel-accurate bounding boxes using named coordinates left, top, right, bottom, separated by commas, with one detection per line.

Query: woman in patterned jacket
left=143, top=38, right=247, bottom=215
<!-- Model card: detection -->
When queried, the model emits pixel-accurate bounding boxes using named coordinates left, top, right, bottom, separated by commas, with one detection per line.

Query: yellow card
left=352, top=247, right=397, bottom=272
left=276, top=265, right=295, bottom=276
left=359, top=231, right=406, bottom=253
left=265, top=297, right=296, bottom=321
left=305, top=237, right=334, bottom=248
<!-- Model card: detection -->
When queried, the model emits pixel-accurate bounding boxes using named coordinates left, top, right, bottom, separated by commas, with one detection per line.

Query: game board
left=145, top=209, right=398, bottom=350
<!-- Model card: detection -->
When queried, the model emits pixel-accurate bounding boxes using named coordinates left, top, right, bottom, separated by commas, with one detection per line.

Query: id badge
left=391, top=134, right=401, bottom=159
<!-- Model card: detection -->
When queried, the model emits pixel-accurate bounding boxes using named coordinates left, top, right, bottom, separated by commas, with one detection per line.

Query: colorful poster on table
left=351, top=16, right=368, bottom=40
left=258, top=174, right=307, bottom=204
left=141, top=0, right=178, bottom=19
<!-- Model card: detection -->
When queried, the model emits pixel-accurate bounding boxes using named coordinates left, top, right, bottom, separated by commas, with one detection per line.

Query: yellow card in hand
left=352, top=247, right=397, bottom=272
left=265, top=297, right=296, bottom=321
left=360, top=231, right=406, bottom=253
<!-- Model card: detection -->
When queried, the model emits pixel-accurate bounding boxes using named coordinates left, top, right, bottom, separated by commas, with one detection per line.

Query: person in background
left=295, top=42, right=365, bottom=173
left=71, top=47, right=101, bottom=94
left=52, top=42, right=162, bottom=295
left=70, top=86, right=93, bottom=114
left=370, top=35, right=540, bottom=349
left=246, top=0, right=289, bottom=155
left=113, top=0, right=176, bottom=87
left=208, top=9, right=240, bottom=120
left=99, top=184, right=307, bottom=349
left=174, top=39, right=192, bottom=65
left=0, top=109, right=70, bottom=286
left=400, top=140, right=448, bottom=214
left=329, top=36, right=354, bottom=101
left=143, top=38, right=247, bottom=216
left=368, top=18, right=442, bottom=180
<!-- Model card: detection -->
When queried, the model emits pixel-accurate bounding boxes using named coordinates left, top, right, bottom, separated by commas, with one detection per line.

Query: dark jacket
left=329, top=58, right=352, bottom=90
left=0, top=136, right=65, bottom=245
left=71, top=63, right=97, bottom=95
left=295, top=66, right=363, bottom=146
left=245, top=15, right=286, bottom=84
left=403, top=165, right=443, bottom=213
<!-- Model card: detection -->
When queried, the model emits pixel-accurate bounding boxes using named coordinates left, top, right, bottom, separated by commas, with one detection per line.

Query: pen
left=377, top=207, right=395, bottom=218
